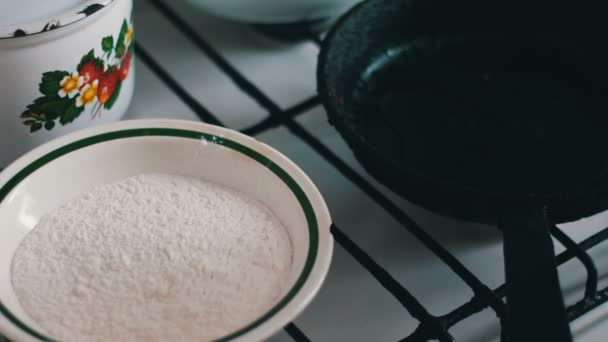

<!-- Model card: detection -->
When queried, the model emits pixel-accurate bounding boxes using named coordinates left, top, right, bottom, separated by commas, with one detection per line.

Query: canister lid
left=0, top=0, right=114, bottom=39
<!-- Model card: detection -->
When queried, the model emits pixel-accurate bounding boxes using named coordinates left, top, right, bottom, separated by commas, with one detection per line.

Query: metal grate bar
left=400, top=323, right=455, bottom=342
left=331, top=224, right=432, bottom=321
left=494, top=226, right=608, bottom=300
left=484, top=226, right=608, bottom=325
left=147, top=0, right=285, bottom=118
left=133, top=43, right=224, bottom=127
left=440, top=290, right=505, bottom=328
left=557, top=227, right=608, bottom=265
left=147, top=1, right=506, bottom=321
left=333, top=222, right=460, bottom=341
left=135, top=41, right=311, bottom=342
left=242, top=96, right=321, bottom=136
left=568, top=286, right=608, bottom=321
left=284, top=323, right=312, bottom=342
left=281, top=119, right=505, bottom=315
left=551, top=225, right=598, bottom=299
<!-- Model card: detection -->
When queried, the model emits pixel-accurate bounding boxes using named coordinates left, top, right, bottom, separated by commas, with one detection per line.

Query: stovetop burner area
left=3, top=0, right=608, bottom=341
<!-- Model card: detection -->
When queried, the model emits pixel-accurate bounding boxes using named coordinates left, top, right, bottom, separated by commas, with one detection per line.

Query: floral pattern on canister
left=20, top=19, right=134, bottom=133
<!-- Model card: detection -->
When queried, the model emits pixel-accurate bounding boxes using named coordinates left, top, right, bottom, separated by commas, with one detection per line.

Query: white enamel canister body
left=0, top=0, right=135, bottom=167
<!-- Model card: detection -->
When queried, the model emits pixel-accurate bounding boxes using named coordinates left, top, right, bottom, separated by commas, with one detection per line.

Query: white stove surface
left=128, top=1, right=608, bottom=341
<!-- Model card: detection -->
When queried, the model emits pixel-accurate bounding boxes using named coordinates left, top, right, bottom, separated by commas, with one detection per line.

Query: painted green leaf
left=103, top=79, right=122, bottom=110
left=94, top=57, right=105, bottom=71
left=30, top=122, right=42, bottom=133
left=59, top=100, right=85, bottom=125
left=44, top=120, right=56, bottom=130
left=102, top=36, right=113, bottom=53
left=21, top=111, right=47, bottom=120
left=23, top=95, right=72, bottom=121
left=39, top=71, right=69, bottom=96
left=115, top=19, right=128, bottom=58
left=21, top=95, right=83, bottom=130
left=77, top=49, right=96, bottom=71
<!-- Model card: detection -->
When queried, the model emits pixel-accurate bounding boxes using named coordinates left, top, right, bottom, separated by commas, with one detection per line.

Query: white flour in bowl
left=11, top=173, right=293, bottom=342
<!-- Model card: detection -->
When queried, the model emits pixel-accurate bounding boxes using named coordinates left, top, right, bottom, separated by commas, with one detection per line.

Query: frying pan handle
left=500, top=205, right=571, bottom=342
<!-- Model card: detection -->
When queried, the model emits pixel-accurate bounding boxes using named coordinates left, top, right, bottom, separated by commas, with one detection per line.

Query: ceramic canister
left=0, top=0, right=135, bottom=167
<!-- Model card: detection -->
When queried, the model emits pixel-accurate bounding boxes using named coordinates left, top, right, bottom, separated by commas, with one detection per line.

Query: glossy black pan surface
left=318, top=0, right=608, bottom=224
left=318, top=0, right=607, bottom=341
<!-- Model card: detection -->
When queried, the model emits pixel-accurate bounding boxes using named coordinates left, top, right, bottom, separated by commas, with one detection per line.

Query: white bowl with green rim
left=0, top=119, right=333, bottom=342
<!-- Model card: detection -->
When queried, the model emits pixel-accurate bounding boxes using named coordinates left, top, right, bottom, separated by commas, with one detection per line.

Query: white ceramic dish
left=0, top=119, right=333, bottom=342
left=0, top=0, right=135, bottom=167
left=185, top=0, right=360, bottom=24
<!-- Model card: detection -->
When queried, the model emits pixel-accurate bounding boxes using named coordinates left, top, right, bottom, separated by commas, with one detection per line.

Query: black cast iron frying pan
left=317, top=0, right=608, bottom=341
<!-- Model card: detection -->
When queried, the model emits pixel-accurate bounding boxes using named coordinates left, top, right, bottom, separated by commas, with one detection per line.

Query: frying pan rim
left=316, top=0, right=608, bottom=204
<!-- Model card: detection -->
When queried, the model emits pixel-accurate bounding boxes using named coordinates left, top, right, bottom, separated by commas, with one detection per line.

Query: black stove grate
left=138, top=1, right=608, bottom=340
left=2, top=1, right=608, bottom=341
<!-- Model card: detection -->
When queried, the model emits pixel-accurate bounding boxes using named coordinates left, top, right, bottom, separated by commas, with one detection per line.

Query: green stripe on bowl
left=0, top=128, right=319, bottom=342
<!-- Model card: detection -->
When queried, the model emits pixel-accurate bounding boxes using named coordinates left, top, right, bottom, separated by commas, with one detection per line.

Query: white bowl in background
left=185, top=0, right=360, bottom=24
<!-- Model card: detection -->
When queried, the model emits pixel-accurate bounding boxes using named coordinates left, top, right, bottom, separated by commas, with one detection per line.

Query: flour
left=11, top=173, right=293, bottom=342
